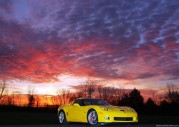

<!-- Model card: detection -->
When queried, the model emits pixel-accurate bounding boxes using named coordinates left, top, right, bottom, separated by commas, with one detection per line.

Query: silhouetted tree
left=76, top=91, right=84, bottom=98
left=101, top=87, right=111, bottom=101
left=129, top=88, right=144, bottom=112
left=160, top=100, right=168, bottom=106
left=166, top=83, right=179, bottom=104
left=119, top=93, right=130, bottom=106
left=27, top=87, right=35, bottom=107
left=80, top=79, right=96, bottom=98
left=97, top=85, right=103, bottom=99
left=35, top=96, right=39, bottom=108
left=119, top=88, right=144, bottom=112
left=146, top=97, right=156, bottom=107
left=12, top=91, right=21, bottom=106
left=145, top=97, right=157, bottom=114
left=28, top=95, right=35, bottom=107
left=57, top=89, right=70, bottom=104
left=159, top=100, right=171, bottom=115
left=86, top=82, right=96, bottom=98
left=97, top=85, right=125, bottom=105
left=112, top=86, right=125, bottom=105
left=0, top=79, right=7, bottom=99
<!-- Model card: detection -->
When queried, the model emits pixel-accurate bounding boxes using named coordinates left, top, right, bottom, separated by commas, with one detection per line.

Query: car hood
left=100, top=105, right=134, bottom=112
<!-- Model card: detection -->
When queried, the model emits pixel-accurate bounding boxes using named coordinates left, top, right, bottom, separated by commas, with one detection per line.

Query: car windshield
left=82, top=99, right=110, bottom=106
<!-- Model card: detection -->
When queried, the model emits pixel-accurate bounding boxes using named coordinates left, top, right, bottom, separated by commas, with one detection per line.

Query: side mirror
left=73, top=103, right=80, bottom=107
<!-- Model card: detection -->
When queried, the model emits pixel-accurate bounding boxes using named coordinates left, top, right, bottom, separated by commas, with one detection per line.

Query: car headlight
left=130, top=108, right=136, bottom=112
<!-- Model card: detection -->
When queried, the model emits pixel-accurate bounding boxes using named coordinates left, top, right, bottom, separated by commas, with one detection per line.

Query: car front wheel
left=87, top=109, right=99, bottom=126
left=58, top=110, right=67, bottom=124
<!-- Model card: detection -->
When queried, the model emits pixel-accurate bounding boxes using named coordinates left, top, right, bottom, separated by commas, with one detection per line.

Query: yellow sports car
left=57, top=98, right=138, bottom=125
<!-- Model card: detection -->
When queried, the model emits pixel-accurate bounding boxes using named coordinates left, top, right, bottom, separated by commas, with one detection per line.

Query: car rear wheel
left=87, top=109, right=99, bottom=126
left=58, top=110, right=67, bottom=124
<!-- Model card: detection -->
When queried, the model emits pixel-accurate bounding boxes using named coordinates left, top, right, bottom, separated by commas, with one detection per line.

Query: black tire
left=87, top=109, right=99, bottom=126
left=58, top=110, right=68, bottom=124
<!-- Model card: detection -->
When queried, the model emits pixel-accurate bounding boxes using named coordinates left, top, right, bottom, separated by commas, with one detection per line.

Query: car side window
left=73, top=99, right=84, bottom=106
left=73, top=99, right=78, bottom=105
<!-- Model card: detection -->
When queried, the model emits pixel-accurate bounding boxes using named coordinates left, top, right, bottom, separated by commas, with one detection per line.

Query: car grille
left=114, top=117, right=133, bottom=121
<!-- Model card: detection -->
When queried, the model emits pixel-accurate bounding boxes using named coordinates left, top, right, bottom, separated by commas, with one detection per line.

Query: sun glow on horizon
left=6, top=74, right=169, bottom=98
left=7, top=75, right=89, bottom=95
left=3, top=74, right=172, bottom=107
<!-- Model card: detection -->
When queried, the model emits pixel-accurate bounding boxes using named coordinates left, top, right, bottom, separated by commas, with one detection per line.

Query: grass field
left=0, top=111, right=179, bottom=125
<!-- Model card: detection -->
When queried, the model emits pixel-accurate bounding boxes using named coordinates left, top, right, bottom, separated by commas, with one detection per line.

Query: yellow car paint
left=58, top=98, right=138, bottom=125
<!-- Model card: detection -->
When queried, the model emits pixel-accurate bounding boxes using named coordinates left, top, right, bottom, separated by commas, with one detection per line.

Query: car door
left=67, top=99, right=86, bottom=122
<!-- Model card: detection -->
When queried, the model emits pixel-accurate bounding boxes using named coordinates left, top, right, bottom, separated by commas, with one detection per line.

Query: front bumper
left=97, top=111, right=138, bottom=123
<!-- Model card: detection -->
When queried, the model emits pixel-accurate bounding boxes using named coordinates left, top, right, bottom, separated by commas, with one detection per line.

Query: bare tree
left=112, top=86, right=125, bottom=105
left=97, top=85, right=125, bottom=105
left=102, top=87, right=110, bottom=100
left=51, top=96, right=58, bottom=106
left=7, top=95, right=13, bottom=105
left=166, top=83, right=179, bottom=103
left=76, top=90, right=84, bottom=98
left=97, top=86, right=110, bottom=101
left=97, top=85, right=103, bottom=99
left=0, top=79, right=7, bottom=99
left=35, top=96, right=40, bottom=108
left=12, top=91, right=21, bottom=106
left=27, top=87, right=35, bottom=107
left=80, top=79, right=96, bottom=98
left=57, top=89, right=70, bottom=105
left=79, top=83, right=88, bottom=97
left=152, top=91, right=159, bottom=105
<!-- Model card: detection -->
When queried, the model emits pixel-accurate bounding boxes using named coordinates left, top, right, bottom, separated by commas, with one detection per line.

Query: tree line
left=0, top=79, right=179, bottom=115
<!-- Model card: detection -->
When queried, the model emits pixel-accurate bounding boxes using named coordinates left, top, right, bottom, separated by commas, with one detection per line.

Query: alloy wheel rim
left=59, top=112, right=64, bottom=123
left=88, top=111, right=97, bottom=124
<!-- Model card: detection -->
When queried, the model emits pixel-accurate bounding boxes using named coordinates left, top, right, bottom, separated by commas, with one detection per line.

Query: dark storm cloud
left=0, top=0, right=179, bottom=82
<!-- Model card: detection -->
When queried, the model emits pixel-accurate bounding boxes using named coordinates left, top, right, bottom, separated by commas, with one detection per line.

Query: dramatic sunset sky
left=0, top=0, right=179, bottom=97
